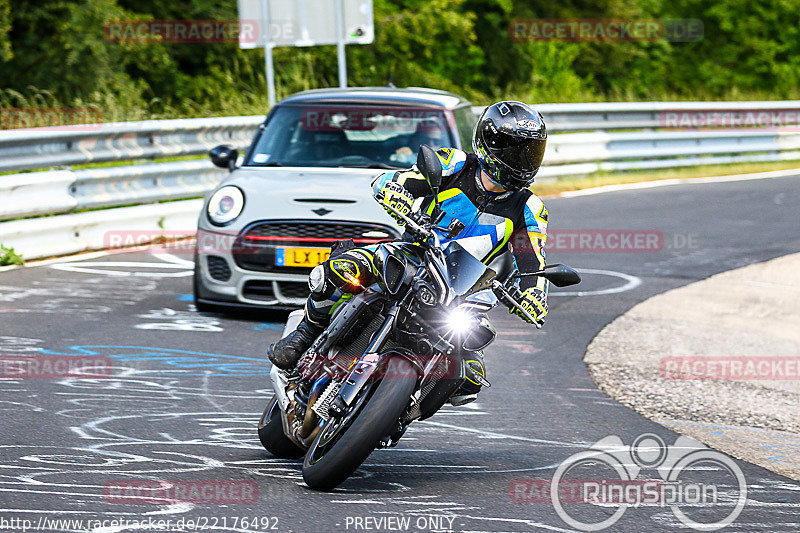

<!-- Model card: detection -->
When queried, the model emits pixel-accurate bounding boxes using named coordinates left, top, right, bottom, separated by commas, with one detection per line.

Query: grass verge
left=0, top=245, right=24, bottom=266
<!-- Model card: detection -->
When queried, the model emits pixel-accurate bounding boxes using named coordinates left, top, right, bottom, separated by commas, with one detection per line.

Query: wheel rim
left=306, top=382, right=375, bottom=465
left=258, top=397, right=278, bottom=430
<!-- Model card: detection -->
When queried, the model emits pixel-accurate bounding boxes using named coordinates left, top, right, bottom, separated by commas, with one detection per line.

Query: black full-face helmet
left=472, top=101, right=547, bottom=191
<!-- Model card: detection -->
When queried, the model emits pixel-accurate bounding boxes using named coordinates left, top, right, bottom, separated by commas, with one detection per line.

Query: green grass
left=0, top=245, right=24, bottom=266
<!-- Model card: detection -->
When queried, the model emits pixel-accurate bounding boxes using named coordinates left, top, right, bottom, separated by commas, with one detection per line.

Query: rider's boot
left=449, top=351, right=488, bottom=406
left=268, top=303, right=329, bottom=371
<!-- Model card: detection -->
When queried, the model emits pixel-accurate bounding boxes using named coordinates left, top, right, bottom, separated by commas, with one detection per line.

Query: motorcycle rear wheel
left=302, top=356, right=417, bottom=490
left=257, top=397, right=305, bottom=459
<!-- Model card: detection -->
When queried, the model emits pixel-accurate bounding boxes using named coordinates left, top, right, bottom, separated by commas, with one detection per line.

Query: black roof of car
left=278, top=87, right=471, bottom=110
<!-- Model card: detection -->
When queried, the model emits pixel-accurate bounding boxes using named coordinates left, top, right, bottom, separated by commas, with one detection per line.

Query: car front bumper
left=195, top=220, right=399, bottom=308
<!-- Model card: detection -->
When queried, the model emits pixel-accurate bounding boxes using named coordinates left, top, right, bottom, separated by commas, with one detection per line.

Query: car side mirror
left=210, top=144, right=239, bottom=171
left=417, top=144, right=442, bottom=191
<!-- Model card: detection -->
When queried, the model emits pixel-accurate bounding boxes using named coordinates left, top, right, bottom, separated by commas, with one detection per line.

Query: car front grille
left=206, top=255, right=232, bottom=281
left=233, top=220, right=398, bottom=273
left=242, top=280, right=274, bottom=301
left=275, top=281, right=310, bottom=299
left=242, top=280, right=309, bottom=303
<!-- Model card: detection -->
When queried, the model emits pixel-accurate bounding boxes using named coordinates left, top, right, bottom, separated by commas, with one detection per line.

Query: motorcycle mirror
left=518, top=264, right=582, bottom=287
left=417, top=144, right=443, bottom=191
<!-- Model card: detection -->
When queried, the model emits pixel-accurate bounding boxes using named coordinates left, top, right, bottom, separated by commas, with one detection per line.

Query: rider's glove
left=377, top=182, right=414, bottom=225
left=511, top=287, right=548, bottom=326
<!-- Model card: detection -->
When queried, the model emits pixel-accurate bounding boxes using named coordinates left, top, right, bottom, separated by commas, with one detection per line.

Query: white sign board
left=238, top=0, right=374, bottom=49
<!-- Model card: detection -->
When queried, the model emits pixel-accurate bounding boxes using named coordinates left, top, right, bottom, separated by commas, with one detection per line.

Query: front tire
left=258, top=397, right=305, bottom=459
left=302, top=356, right=417, bottom=490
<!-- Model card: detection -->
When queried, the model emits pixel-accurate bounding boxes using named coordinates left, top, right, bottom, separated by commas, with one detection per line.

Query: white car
left=194, top=87, right=476, bottom=310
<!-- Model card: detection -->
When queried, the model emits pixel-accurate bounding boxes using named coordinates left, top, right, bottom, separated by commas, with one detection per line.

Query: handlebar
left=375, top=191, right=437, bottom=245
left=490, top=280, right=542, bottom=329
left=376, top=191, right=541, bottom=328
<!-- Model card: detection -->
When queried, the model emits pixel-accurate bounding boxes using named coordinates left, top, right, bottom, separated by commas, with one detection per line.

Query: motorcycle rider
left=269, top=101, right=550, bottom=405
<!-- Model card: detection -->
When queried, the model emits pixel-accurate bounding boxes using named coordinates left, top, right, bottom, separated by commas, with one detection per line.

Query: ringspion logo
left=520, top=433, right=747, bottom=531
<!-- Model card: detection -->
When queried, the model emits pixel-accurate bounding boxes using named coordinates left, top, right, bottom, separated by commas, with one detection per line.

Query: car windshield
left=245, top=105, right=454, bottom=169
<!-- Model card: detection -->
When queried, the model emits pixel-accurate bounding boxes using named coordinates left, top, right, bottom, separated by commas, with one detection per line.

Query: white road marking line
left=552, top=268, right=641, bottom=296
left=0, top=250, right=110, bottom=273
left=153, top=252, right=195, bottom=268
left=50, top=261, right=192, bottom=278
left=558, top=168, right=800, bottom=198
left=420, top=421, right=587, bottom=448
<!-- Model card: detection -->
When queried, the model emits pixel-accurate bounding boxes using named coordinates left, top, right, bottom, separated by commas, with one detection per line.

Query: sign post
left=238, top=0, right=374, bottom=106
left=334, top=0, right=347, bottom=88
left=261, top=0, right=277, bottom=106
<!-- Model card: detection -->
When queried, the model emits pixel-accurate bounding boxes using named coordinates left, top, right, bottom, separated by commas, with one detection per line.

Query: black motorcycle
left=257, top=145, right=581, bottom=490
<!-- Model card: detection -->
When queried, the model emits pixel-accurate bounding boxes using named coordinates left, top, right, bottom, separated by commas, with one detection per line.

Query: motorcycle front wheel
left=302, top=355, right=417, bottom=491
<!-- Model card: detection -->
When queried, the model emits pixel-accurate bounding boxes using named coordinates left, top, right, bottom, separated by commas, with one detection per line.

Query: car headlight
left=207, top=186, right=244, bottom=225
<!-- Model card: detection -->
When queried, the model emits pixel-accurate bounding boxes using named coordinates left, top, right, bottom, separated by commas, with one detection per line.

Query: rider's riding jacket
left=372, top=147, right=549, bottom=292
left=308, top=147, right=549, bottom=316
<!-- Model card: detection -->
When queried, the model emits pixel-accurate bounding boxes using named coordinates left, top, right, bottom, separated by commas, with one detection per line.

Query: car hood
left=200, top=166, right=402, bottom=233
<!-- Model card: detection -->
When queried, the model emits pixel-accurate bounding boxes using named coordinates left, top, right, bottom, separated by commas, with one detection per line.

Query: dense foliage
left=1, top=0, right=799, bottom=122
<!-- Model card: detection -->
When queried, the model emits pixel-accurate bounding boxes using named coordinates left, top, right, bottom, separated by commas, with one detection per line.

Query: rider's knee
left=309, top=249, right=375, bottom=300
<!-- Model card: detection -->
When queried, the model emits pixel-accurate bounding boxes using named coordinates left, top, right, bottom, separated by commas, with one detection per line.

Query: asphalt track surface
left=1, top=175, right=800, bottom=533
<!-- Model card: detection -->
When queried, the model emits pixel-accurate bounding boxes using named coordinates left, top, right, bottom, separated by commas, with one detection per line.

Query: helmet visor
left=486, top=133, right=546, bottom=175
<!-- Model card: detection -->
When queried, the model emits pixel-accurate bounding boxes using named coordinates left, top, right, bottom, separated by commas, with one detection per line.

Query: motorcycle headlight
left=207, top=186, right=244, bottom=226
left=446, top=308, right=474, bottom=335
left=446, top=308, right=496, bottom=352
left=463, top=316, right=496, bottom=352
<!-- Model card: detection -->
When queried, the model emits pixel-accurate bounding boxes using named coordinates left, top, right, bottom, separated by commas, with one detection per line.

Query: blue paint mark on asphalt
left=253, top=322, right=284, bottom=332
left=38, top=345, right=267, bottom=376
left=177, top=294, right=194, bottom=302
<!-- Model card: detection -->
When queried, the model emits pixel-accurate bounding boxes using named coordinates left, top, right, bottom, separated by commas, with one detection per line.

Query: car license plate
left=275, top=247, right=330, bottom=268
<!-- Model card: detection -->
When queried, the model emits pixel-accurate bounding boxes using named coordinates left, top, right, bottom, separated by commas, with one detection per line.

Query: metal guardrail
left=0, top=200, right=202, bottom=260
left=0, top=115, right=262, bottom=174
left=0, top=161, right=227, bottom=221
left=475, top=100, right=800, bottom=132
left=538, top=128, right=800, bottom=178
left=2, top=100, right=800, bottom=260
